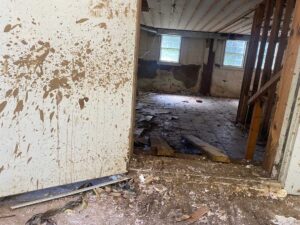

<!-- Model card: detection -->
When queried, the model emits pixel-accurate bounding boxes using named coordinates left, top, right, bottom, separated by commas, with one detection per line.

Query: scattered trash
left=175, top=214, right=190, bottom=222
left=186, top=206, right=210, bottom=223
left=0, top=214, right=16, bottom=219
left=25, top=197, right=84, bottom=225
left=271, top=215, right=300, bottom=225
left=153, top=184, right=167, bottom=194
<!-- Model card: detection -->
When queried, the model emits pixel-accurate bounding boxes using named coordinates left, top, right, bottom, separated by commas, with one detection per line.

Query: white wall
left=0, top=0, right=139, bottom=197
left=138, top=30, right=244, bottom=98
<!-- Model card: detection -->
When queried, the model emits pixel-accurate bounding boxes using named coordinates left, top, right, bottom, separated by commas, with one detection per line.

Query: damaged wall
left=138, top=30, right=244, bottom=98
left=0, top=0, right=139, bottom=197
left=138, top=31, right=204, bottom=94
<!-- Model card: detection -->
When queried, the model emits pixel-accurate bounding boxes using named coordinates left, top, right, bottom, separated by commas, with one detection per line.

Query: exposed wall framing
left=237, top=0, right=295, bottom=166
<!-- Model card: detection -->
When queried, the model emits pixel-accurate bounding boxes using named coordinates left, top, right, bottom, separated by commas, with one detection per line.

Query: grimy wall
left=138, top=30, right=244, bottom=98
left=0, top=0, right=139, bottom=197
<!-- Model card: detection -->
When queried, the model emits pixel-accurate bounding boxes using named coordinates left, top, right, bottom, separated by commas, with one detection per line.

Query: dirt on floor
left=134, top=92, right=264, bottom=161
left=1, top=154, right=300, bottom=225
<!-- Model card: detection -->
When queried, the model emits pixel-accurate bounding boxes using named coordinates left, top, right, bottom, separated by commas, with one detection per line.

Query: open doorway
left=134, top=0, right=267, bottom=164
left=133, top=0, right=296, bottom=171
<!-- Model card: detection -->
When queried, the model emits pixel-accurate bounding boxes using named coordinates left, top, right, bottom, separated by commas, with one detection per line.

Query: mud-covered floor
left=135, top=92, right=264, bottom=161
left=1, top=155, right=300, bottom=225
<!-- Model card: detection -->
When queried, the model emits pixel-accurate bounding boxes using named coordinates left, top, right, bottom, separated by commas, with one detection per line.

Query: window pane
left=223, top=40, right=247, bottom=67
left=160, top=48, right=180, bottom=63
left=161, top=35, right=181, bottom=49
left=160, top=35, right=181, bottom=63
left=224, top=53, right=244, bottom=67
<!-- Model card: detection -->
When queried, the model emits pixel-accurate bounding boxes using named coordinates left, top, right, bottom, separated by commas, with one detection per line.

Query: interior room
left=1, top=0, right=300, bottom=224
left=135, top=0, right=271, bottom=161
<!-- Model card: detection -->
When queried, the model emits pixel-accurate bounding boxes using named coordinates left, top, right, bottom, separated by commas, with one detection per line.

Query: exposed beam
left=261, top=0, right=285, bottom=86
left=140, top=25, right=251, bottom=40
left=248, top=70, right=282, bottom=105
left=245, top=100, right=264, bottom=160
left=200, top=39, right=215, bottom=95
left=216, top=8, right=256, bottom=33
left=236, top=2, right=265, bottom=124
left=252, top=0, right=274, bottom=94
left=262, top=0, right=295, bottom=134
left=264, top=0, right=300, bottom=173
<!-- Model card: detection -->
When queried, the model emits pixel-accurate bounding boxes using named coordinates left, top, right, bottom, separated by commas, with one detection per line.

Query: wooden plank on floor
left=245, top=100, right=263, bottom=160
left=151, top=136, right=175, bottom=157
left=183, top=135, right=230, bottom=163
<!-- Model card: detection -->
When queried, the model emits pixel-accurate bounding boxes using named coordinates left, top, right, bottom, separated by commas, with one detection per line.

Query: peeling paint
left=76, top=18, right=89, bottom=24
left=14, top=100, right=24, bottom=114
left=0, top=101, right=8, bottom=113
left=3, top=24, right=21, bottom=32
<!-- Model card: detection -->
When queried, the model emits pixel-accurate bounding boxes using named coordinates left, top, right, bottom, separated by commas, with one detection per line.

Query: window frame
left=222, top=40, right=248, bottom=69
left=159, top=34, right=182, bottom=64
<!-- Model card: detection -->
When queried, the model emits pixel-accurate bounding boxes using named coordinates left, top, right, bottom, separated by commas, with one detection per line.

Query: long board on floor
left=151, top=136, right=175, bottom=157
left=183, top=135, right=231, bottom=163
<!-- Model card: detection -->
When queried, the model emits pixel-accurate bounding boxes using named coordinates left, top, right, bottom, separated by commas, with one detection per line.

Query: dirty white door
left=0, top=0, right=140, bottom=197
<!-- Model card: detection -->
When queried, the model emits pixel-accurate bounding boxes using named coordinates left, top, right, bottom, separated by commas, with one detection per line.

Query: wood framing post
left=245, top=100, right=263, bottom=160
left=260, top=0, right=285, bottom=86
left=262, top=0, right=295, bottom=135
left=264, top=0, right=300, bottom=173
left=236, top=3, right=265, bottom=124
left=200, top=39, right=215, bottom=95
left=244, top=0, right=285, bottom=160
left=246, top=0, right=274, bottom=125
left=252, top=0, right=274, bottom=94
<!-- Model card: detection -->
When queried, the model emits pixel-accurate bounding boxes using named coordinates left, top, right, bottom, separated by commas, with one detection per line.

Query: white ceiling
left=141, top=0, right=264, bottom=35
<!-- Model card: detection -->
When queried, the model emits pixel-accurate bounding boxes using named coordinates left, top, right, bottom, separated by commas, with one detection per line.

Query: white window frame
left=159, top=34, right=182, bottom=64
left=223, top=40, right=248, bottom=69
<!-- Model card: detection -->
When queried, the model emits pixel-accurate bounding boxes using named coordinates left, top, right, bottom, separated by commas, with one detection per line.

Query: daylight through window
left=160, top=35, right=181, bottom=63
left=223, top=40, right=247, bottom=68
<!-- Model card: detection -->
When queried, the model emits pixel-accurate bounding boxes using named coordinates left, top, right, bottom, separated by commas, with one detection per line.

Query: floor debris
left=1, top=154, right=300, bottom=225
left=134, top=92, right=265, bottom=160
left=187, top=206, right=210, bottom=223
left=11, top=177, right=130, bottom=209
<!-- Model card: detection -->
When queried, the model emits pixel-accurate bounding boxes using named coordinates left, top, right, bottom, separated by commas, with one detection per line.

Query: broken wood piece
left=134, top=128, right=145, bottom=137
left=11, top=177, right=130, bottom=210
left=150, top=136, right=175, bottom=157
left=0, top=214, right=16, bottom=219
left=248, top=70, right=281, bottom=105
left=138, top=115, right=154, bottom=123
left=187, top=206, right=209, bottom=223
left=183, top=135, right=230, bottom=163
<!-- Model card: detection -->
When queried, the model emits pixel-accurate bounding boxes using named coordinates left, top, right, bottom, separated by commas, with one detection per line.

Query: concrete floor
left=135, top=92, right=264, bottom=160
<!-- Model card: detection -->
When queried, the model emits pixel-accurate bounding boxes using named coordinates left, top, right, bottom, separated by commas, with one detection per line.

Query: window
left=223, top=40, right=247, bottom=68
left=160, top=34, right=181, bottom=63
left=255, top=42, right=279, bottom=69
